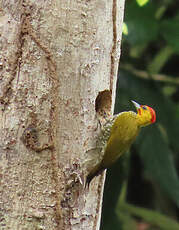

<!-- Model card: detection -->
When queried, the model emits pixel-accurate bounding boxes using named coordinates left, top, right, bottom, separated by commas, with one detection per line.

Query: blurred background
left=101, top=0, right=179, bottom=229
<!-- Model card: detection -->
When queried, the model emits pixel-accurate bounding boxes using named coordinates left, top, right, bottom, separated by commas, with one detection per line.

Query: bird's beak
left=131, top=100, right=141, bottom=111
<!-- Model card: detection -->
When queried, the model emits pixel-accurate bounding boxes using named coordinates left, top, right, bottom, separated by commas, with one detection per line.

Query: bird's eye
left=142, top=106, right=147, bottom=110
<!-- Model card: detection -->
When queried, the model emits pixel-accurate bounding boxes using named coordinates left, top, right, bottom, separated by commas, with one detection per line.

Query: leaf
left=122, top=22, right=128, bottom=35
left=136, top=0, right=149, bottom=7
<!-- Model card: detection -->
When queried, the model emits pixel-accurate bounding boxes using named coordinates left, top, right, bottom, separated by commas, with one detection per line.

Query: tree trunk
left=0, top=0, right=125, bottom=229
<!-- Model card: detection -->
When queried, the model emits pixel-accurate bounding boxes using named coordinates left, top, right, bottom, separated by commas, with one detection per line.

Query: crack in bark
left=0, top=17, right=24, bottom=109
left=110, top=0, right=117, bottom=92
left=21, top=3, right=59, bottom=83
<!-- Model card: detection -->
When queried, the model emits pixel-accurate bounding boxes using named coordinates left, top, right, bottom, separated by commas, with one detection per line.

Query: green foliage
left=139, top=126, right=179, bottom=206
left=116, top=71, right=179, bottom=204
left=101, top=0, right=179, bottom=229
left=122, top=23, right=128, bottom=35
left=124, top=1, right=159, bottom=45
left=160, top=16, right=179, bottom=53
left=117, top=202, right=179, bottom=230
left=136, top=0, right=149, bottom=7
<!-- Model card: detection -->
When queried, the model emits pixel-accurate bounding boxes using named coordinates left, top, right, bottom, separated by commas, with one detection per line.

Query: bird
left=86, top=100, right=156, bottom=186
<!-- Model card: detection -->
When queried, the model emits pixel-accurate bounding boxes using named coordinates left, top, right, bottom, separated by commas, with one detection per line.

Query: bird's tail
left=85, top=164, right=104, bottom=188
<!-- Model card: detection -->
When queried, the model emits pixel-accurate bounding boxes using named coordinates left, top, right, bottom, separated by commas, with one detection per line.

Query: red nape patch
left=138, top=108, right=142, bottom=115
left=148, top=107, right=156, bottom=123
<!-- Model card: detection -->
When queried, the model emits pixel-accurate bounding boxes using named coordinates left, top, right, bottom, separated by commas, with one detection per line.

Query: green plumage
left=86, top=100, right=156, bottom=186
left=86, top=111, right=140, bottom=186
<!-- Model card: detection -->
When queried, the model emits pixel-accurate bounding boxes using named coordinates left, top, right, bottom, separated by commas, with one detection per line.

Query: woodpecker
left=86, top=100, right=156, bottom=186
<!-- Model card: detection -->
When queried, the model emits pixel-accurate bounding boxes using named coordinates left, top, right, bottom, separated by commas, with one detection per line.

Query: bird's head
left=131, top=100, right=156, bottom=127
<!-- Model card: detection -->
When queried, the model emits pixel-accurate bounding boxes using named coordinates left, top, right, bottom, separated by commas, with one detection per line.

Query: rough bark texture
left=0, top=0, right=125, bottom=229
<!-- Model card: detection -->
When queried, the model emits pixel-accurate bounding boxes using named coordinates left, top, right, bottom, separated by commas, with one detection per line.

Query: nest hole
left=95, top=90, right=112, bottom=122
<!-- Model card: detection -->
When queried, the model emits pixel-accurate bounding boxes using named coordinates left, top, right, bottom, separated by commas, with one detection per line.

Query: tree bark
left=0, top=0, right=125, bottom=229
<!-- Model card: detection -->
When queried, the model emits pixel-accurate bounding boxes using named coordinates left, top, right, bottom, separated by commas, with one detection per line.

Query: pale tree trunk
left=0, top=0, right=125, bottom=229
